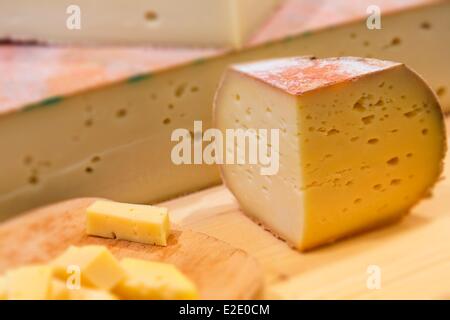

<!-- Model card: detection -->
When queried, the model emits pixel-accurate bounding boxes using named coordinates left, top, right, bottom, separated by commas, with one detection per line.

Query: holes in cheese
left=436, top=86, right=446, bottom=98
left=0, top=0, right=281, bottom=48
left=86, top=200, right=170, bottom=246
left=214, top=56, right=446, bottom=251
left=113, top=258, right=199, bottom=300
left=51, top=245, right=125, bottom=290
left=5, top=265, right=53, bottom=300
left=144, top=10, right=159, bottom=24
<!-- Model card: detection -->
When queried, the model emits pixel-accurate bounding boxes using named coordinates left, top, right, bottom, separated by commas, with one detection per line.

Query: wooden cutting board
left=0, top=198, right=263, bottom=300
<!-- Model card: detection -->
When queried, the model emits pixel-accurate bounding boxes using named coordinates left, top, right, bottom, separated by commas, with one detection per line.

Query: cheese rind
left=51, top=245, right=125, bottom=290
left=215, top=56, right=446, bottom=250
left=86, top=200, right=170, bottom=246
left=0, top=0, right=280, bottom=48
left=6, top=265, right=53, bottom=300
left=114, top=258, right=199, bottom=300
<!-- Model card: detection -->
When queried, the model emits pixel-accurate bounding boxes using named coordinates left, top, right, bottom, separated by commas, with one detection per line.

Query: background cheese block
left=0, top=0, right=281, bottom=48
left=214, top=56, right=446, bottom=250
left=0, top=0, right=449, bottom=218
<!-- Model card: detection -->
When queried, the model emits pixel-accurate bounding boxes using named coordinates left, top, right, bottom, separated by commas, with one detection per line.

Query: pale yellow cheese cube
left=51, top=245, right=124, bottom=290
left=68, top=287, right=118, bottom=300
left=6, top=265, right=53, bottom=300
left=86, top=200, right=170, bottom=246
left=114, top=258, right=199, bottom=300
left=0, top=276, right=6, bottom=300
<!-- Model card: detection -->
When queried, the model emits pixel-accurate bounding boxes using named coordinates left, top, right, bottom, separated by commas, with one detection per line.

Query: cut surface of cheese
left=0, top=0, right=449, bottom=219
left=214, top=56, right=446, bottom=250
left=0, top=0, right=281, bottom=48
left=5, top=265, right=53, bottom=300
left=114, top=258, right=199, bottom=300
left=51, top=245, right=124, bottom=290
left=86, top=200, right=170, bottom=246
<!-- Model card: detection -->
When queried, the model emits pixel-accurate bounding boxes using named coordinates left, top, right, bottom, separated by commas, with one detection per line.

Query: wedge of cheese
left=51, top=245, right=125, bottom=290
left=6, top=265, right=53, bottom=300
left=86, top=200, right=170, bottom=246
left=0, top=0, right=449, bottom=219
left=214, top=56, right=446, bottom=250
left=114, top=258, right=199, bottom=300
left=0, top=0, right=281, bottom=48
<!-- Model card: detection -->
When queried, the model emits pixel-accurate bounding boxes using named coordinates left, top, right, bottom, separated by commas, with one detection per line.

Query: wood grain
left=0, top=198, right=263, bottom=300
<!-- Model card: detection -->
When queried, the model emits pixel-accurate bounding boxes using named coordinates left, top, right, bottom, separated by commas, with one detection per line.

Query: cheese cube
left=68, top=287, right=118, bottom=300
left=0, top=0, right=281, bottom=48
left=51, top=245, right=125, bottom=290
left=50, top=279, right=70, bottom=300
left=6, top=265, right=53, bottom=300
left=214, top=56, right=446, bottom=251
left=86, top=200, right=170, bottom=246
left=0, top=276, right=6, bottom=300
left=114, top=258, right=199, bottom=300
